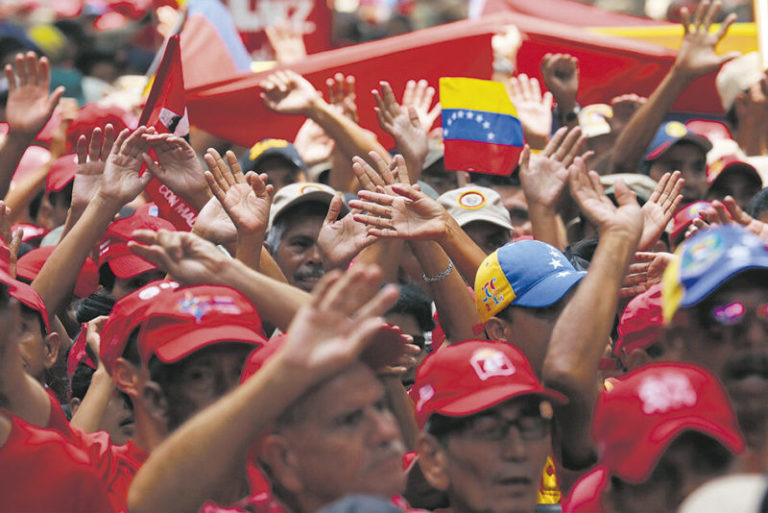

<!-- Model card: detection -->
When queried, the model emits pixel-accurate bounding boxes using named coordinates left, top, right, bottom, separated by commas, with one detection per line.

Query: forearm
left=32, top=193, right=121, bottom=323
left=0, top=133, right=33, bottom=199
left=611, top=68, right=690, bottom=172
left=234, top=232, right=265, bottom=271
left=328, top=145, right=359, bottom=194
left=382, top=376, right=419, bottom=451
left=70, top=367, right=114, bottom=433
left=528, top=205, right=567, bottom=251
left=128, top=355, right=313, bottom=513
left=353, top=239, right=402, bottom=284
left=410, top=240, right=480, bottom=344
left=259, top=247, right=289, bottom=283
left=308, top=99, right=390, bottom=166
left=437, top=219, right=488, bottom=284
left=217, top=259, right=310, bottom=331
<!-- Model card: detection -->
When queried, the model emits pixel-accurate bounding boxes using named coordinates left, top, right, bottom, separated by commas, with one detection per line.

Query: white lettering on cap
left=416, top=384, right=435, bottom=411
left=638, top=373, right=697, bottom=415
left=470, top=348, right=516, bottom=381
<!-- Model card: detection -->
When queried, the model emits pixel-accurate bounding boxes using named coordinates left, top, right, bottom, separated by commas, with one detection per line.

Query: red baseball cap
left=239, top=325, right=408, bottom=384
left=707, top=154, right=762, bottom=188
left=138, top=285, right=269, bottom=365
left=11, top=145, right=51, bottom=187
left=99, top=214, right=175, bottom=279
left=99, top=279, right=179, bottom=374
left=669, top=201, right=714, bottom=243
left=46, top=154, right=77, bottom=193
left=13, top=223, right=48, bottom=244
left=66, top=103, right=137, bottom=152
left=0, top=271, right=49, bottom=332
left=411, top=340, right=567, bottom=429
left=16, top=245, right=99, bottom=298
left=67, top=327, right=96, bottom=382
left=562, top=467, right=608, bottom=513
left=593, top=363, right=744, bottom=483
left=615, top=284, right=663, bottom=361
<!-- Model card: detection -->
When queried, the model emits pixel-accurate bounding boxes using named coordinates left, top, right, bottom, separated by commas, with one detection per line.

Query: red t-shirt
left=0, top=412, right=115, bottom=513
left=45, top=392, right=149, bottom=513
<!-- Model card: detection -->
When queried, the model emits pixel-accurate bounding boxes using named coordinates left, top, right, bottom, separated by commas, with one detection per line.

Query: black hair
left=470, top=169, right=521, bottom=187
left=266, top=201, right=329, bottom=255
left=98, top=263, right=116, bottom=291
left=725, top=104, right=739, bottom=131
left=386, top=283, right=435, bottom=334
left=48, top=181, right=74, bottom=211
left=748, top=187, right=768, bottom=220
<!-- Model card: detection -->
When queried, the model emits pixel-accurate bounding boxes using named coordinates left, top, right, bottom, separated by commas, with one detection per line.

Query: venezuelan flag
left=440, top=77, right=524, bottom=176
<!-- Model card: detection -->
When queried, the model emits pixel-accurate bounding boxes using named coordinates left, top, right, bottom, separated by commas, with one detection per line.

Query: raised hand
left=142, top=132, right=211, bottom=209
left=715, top=196, right=768, bottom=240
left=673, top=1, right=739, bottom=79
left=569, top=156, right=643, bottom=240
left=74, top=125, right=115, bottom=209
left=506, top=73, right=553, bottom=150
left=192, top=196, right=237, bottom=246
left=609, top=94, right=647, bottom=134
left=620, top=251, right=675, bottom=298
left=99, top=127, right=154, bottom=206
left=203, top=149, right=274, bottom=235
left=373, top=81, right=428, bottom=176
left=261, top=70, right=322, bottom=116
left=520, top=126, right=587, bottom=210
left=349, top=183, right=450, bottom=241
left=265, top=23, right=307, bottom=65
left=400, top=79, right=441, bottom=132
left=352, top=152, right=410, bottom=193
left=316, top=195, right=376, bottom=270
left=277, top=265, right=401, bottom=376
left=128, top=229, right=229, bottom=286
left=327, top=73, right=359, bottom=122
left=4, top=52, right=64, bottom=138
left=638, top=171, right=684, bottom=250
left=541, top=53, right=579, bottom=114
left=293, top=118, right=335, bottom=166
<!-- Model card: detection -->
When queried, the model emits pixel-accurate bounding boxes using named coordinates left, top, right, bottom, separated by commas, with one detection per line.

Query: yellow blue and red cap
left=662, top=225, right=768, bottom=322
left=474, top=240, right=585, bottom=322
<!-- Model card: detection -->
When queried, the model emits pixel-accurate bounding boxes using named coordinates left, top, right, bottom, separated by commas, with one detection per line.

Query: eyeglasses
left=463, top=411, right=551, bottom=442
left=708, top=301, right=768, bottom=327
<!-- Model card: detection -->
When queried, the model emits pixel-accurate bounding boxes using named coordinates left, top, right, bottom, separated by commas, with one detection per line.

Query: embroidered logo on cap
left=250, top=139, right=289, bottom=160
left=457, top=191, right=487, bottom=210
left=416, top=384, right=435, bottom=411
left=138, top=281, right=178, bottom=301
left=681, top=233, right=724, bottom=276
left=178, top=294, right=242, bottom=322
left=638, top=372, right=697, bottom=415
left=665, top=121, right=688, bottom=138
left=481, top=278, right=503, bottom=313
left=470, top=348, right=516, bottom=381
left=298, top=184, right=326, bottom=195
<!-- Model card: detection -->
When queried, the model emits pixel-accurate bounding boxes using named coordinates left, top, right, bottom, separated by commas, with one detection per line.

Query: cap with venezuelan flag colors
left=474, top=240, right=585, bottom=322
left=661, top=225, right=768, bottom=322
left=440, top=77, right=524, bottom=176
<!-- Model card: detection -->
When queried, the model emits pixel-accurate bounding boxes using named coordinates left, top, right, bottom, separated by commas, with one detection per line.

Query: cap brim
left=680, top=260, right=768, bottom=308
left=456, top=213, right=515, bottom=232
left=433, top=384, right=567, bottom=422
left=108, top=255, right=157, bottom=279
left=153, top=325, right=267, bottom=363
left=610, top=417, right=744, bottom=483
left=514, top=270, right=586, bottom=308
left=709, top=164, right=762, bottom=188
left=647, top=134, right=713, bottom=162
left=269, top=191, right=348, bottom=228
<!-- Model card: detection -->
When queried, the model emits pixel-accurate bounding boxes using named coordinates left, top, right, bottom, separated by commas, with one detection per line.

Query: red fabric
left=481, top=0, right=672, bottom=27
left=444, top=140, right=522, bottom=176
left=180, top=12, right=243, bottom=90
left=562, top=467, right=608, bottom=513
left=44, top=393, right=148, bottom=513
left=0, top=412, right=115, bottom=513
left=186, top=18, right=495, bottom=147
left=140, top=35, right=198, bottom=231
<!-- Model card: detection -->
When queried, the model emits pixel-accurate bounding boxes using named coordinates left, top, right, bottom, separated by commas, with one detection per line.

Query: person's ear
left=141, top=381, right=168, bottom=425
left=625, top=348, right=651, bottom=371
left=484, top=316, right=512, bottom=343
left=69, top=397, right=81, bottom=416
left=42, top=331, right=60, bottom=370
left=417, top=434, right=450, bottom=491
left=112, top=357, right=142, bottom=398
left=260, top=433, right=303, bottom=494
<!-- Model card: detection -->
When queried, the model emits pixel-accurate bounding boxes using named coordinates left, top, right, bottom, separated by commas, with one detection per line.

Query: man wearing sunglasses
left=412, top=340, right=567, bottom=513
left=661, top=224, right=768, bottom=471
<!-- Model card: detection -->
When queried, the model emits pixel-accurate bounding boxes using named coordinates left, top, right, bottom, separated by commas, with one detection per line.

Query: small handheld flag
left=440, top=77, right=524, bottom=176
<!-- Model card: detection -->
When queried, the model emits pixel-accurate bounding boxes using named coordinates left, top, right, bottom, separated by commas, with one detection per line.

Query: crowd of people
left=1, top=0, right=768, bottom=512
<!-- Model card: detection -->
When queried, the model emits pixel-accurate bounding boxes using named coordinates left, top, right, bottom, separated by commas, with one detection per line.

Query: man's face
left=275, top=213, right=325, bottom=292
left=17, top=309, right=49, bottom=382
left=277, top=363, right=406, bottom=511
left=649, top=142, right=707, bottom=203
left=162, top=343, right=253, bottom=431
left=258, top=157, right=302, bottom=192
left=439, top=398, right=552, bottom=513
left=671, top=277, right=768, bottom=430
left=463, top=221, right=512, bottom=255
left=112, top=269, right=166, bottom=301
left=706, top=172, right=761, bottom=211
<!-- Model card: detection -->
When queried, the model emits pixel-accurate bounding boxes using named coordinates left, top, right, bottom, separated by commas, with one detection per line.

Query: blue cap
left=475, top=240, right=585, bottom=321
left=644, top=121, right=712, bottom=162
left=662, top=225, right=768, bottom=321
